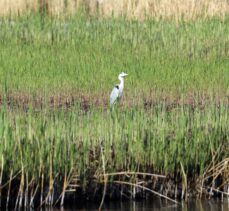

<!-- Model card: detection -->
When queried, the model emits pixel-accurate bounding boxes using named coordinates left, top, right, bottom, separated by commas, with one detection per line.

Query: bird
left=110, top=72, right=128, bottom=108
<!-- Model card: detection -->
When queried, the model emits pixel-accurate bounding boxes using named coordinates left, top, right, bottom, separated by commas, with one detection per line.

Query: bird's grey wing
left=110, top=85, right=119, bottom=106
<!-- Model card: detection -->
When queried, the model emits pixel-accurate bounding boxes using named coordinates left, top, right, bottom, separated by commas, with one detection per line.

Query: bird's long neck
left=118, top=76, right=124, bottom=90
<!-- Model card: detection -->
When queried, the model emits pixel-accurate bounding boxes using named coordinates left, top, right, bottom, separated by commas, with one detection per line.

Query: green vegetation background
left=0, top=15, right=228, bottom=100
left=0, top=14, right=228, bottom=205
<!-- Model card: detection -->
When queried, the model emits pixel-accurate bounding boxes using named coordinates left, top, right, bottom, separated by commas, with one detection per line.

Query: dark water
left=46, top=198, right=229, bottom=211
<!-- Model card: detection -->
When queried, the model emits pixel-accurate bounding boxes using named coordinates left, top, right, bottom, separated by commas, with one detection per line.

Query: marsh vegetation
left=0, top=3, right=228, bottom=208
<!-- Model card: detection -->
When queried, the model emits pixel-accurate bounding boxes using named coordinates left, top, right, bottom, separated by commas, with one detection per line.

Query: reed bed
left=0, top=101, right=228, bottom=208
left=0, top=13, right=228, bottom=208
left=0, top=0, right=229, bottom=20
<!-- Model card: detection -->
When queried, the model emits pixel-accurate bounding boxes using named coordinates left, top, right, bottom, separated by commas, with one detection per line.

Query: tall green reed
left=0, top=101, right=228, bottom=190
left=0, top=15, right=228, bottom=99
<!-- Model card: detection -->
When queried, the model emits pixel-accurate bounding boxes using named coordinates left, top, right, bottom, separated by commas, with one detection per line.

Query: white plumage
left=110, top=72, right=128, bottom=108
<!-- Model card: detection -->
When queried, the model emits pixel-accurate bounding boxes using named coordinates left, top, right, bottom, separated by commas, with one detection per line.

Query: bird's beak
left=123, top=73, right=128, bottom=77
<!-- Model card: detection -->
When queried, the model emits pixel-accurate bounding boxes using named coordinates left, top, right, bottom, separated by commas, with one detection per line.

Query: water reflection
left=10, top=197, right=229, bottom=211
left=11, top=197, right=229, bottom=211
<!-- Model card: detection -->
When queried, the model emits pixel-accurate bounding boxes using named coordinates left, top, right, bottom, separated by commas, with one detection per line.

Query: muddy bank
left=0, top=93, right=228, bottom=111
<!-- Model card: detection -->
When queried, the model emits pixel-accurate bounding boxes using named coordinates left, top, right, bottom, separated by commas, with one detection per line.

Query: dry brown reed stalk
left=96, top=171, right=167, bottom=194
left=0, top=169, right=22, bottom=189
left=6, top=170, right=13, bottom=208
left=30, top=182, right=39, bottom=207
left=96, top=171, right=174, bottom=203
left=40, top=170, right=44, bottom=206
left=196, top=144, right=225, bottom=197
left=111, top=180, right=180, bottom=204
left=60, top=169, right=68, bottom=207
left=15, top=167, right=25, bottom=209
left=24, top=172, right=29, bottom=208
left=180, top=162, right=188, bottom=201
left=197, top=157, right=229, bottom=198
left=203, top=186, right=229, bottom=197
left=54, top=168, right=80, bottom=206
left=102, top=171, right=166, bottom=178
left=98, top=146, right=107, bottom=210
left=39, top=173, right=59, bottom=207
left=0, top=0, right=228, bottom=20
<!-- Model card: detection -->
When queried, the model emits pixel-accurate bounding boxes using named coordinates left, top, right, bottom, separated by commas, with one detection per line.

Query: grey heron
left=110, top=72, right=128, bottom=108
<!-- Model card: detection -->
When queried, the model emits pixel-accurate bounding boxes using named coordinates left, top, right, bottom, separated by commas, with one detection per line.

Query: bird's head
left=119, top=72, right=128, bottom=78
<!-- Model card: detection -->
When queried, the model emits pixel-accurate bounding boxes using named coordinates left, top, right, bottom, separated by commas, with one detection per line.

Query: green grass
left=0, top=15, right=228, bottom=100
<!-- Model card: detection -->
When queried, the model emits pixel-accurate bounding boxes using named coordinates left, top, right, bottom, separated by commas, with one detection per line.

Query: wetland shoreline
left=0, top=11, right=228, bottom=209
left=0, top=98, right=228, bottom=209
